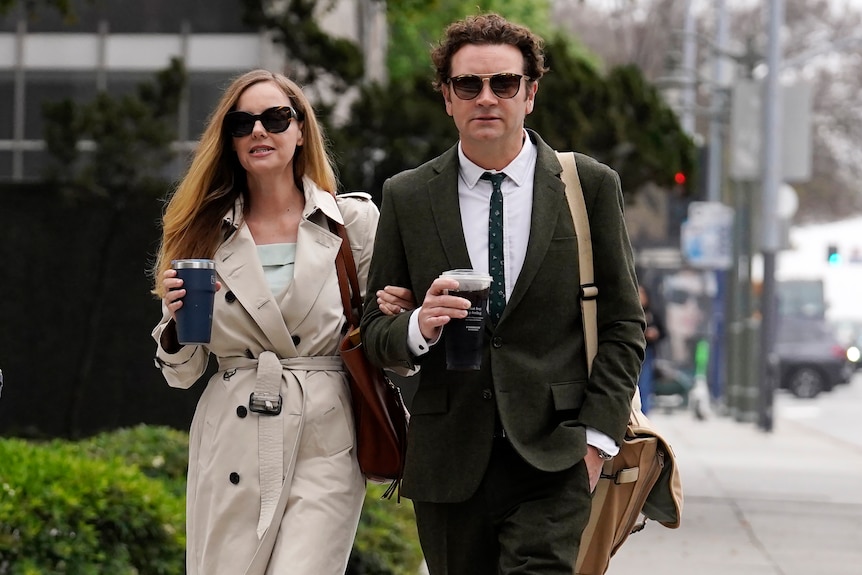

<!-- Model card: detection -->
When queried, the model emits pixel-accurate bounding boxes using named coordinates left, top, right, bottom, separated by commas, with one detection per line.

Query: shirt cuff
left=407, top=310, right=441, bottom=356
left=586, top=427, right=619, bottom=457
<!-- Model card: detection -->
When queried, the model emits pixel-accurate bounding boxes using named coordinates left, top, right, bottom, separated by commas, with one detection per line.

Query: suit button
left=229, top=472, right=240, bottom=485
left=492, top=337, right=503, bottom=348
left=482, top=389, right=493, bottom=400
left=225, top=291, right=237, bottom=303
left=292, top=335, right=301, bottom=346
left=236, top=405, right=247, bottom=418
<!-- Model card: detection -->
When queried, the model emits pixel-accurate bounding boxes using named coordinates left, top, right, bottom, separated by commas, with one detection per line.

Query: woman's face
left=230, top=81, right=304, bottom=182
left=664, top=272, right=707, bottom=340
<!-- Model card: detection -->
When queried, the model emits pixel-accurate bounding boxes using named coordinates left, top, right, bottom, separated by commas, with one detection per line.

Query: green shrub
left=72, top=425, right=190, bottom=497
left=351, top=484, right=424, bottom=575
left=0, top=426, right=424, bottom=574
left=0, top=438, right=185, bottom=575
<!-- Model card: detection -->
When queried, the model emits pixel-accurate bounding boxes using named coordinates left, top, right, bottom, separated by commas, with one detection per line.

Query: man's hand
left=584, top=446, right=605, bottom=492
left=415, top=277, right=470, bottom=341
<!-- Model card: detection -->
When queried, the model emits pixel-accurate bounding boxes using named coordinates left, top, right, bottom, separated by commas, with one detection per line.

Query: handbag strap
left=329, top=218, right=362, bottom=327
left=556, top=151, right=599, bottom=375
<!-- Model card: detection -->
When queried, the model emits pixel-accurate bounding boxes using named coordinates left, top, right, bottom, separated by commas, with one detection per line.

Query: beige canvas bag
left=556, top=151, right=684, bottom=575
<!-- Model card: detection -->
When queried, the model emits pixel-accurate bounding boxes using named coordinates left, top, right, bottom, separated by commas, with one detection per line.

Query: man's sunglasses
left=446, top=73, right=529, bottom=100
left=223, top=106, right=300, bottom=137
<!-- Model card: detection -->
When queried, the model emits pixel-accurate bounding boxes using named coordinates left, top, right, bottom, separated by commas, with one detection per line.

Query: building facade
left=0, top=0, right=387, bottom=181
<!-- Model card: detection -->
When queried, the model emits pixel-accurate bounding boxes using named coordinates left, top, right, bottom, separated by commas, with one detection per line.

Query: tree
left=40, top=59, right=186, bottom=437
left=239, top=0, right=365, bottom=95
left=551, top=0, right=862, bottom=223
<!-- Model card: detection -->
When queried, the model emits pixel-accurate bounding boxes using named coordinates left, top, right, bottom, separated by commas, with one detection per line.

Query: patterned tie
left=482, top=171, right=507, bottom=324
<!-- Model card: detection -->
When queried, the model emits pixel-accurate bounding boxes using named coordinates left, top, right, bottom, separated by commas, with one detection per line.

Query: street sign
left=681, top=202, right=735, bottom=269
left=729, top=80, right=812, bottom=182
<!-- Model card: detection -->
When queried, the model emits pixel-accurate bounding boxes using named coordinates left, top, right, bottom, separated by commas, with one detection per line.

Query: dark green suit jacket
left=361, top=130, right=645, bottom=503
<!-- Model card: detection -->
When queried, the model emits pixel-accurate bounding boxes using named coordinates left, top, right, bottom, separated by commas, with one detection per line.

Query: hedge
left=0, top=426, right=423, bottom=575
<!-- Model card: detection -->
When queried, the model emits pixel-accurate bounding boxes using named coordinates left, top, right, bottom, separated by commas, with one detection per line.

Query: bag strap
left=329, top=219, right=362, bottom=327
left=557, top=152, right=642, bottom=413
left=557, top=151, right=598, bottom=375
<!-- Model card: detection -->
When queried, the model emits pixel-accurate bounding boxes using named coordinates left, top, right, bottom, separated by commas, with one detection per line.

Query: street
left=606, top=372, right=862, bottom=575
left=775, top=371, right=862, bottom=451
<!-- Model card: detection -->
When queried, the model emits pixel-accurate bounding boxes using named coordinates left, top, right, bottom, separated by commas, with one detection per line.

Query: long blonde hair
left=152, top=69, right=337, bottom=297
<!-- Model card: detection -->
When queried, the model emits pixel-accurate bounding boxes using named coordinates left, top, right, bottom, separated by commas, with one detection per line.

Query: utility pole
left=757, top=0, right=784, bottom=432
left=706, top=0, right=730, bottom=410
left=680, top=0, right=697, bottom=135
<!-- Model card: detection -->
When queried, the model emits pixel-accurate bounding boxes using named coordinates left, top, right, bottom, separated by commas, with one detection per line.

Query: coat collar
left=215, top=178, right=343, bottom=356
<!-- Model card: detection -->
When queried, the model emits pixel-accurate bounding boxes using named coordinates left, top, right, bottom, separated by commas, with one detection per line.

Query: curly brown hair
left=430, top=13, right=549, bottom=91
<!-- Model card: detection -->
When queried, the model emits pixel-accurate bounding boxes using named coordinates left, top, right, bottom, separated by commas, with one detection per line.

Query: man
left=361, top=13, right=645, bottom=575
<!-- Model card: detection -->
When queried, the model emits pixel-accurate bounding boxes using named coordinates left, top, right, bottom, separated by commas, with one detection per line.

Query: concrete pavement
left=605, top=393, right=862, bottom=575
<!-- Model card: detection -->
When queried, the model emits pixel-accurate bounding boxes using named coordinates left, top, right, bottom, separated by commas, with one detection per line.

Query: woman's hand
left=162, top=269, right=221, bottom=321
left=377, top=285, right=416, bottom=316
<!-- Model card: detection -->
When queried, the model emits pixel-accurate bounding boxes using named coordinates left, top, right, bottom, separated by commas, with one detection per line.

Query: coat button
left=225, top=291, right=237, bottom=303
left=292, top=335, right=301, bottom=346
left=229, top=472, right=240, bottom=484
left=236, top=405, right=247, bottom=418
left=482, top=389, right=493, bottom=400
left=492, top=336, right=503, bottom=348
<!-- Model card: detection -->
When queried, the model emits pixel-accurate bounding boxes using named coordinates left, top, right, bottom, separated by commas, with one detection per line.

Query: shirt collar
left=458, top=129, right=537, bottom=189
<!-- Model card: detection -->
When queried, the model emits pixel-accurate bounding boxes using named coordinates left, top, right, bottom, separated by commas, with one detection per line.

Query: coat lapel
left=504, top=136, right=567, bottom=316
left=279, top=181, right=343, bottom=334
left=215, top=221, right=296, bottom=356
left=428, top=147, right=473, bottom=270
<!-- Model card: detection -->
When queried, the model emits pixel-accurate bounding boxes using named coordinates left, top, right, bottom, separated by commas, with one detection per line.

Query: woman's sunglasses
left=446, top=73, right=529, bottom=100
left=223, top=105, right=300, bottom=138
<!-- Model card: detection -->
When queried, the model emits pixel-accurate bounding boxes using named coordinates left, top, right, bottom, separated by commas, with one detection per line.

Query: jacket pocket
left=550, top=380, right=587, bottom=411
left=547, top=236, right=578, bottom=251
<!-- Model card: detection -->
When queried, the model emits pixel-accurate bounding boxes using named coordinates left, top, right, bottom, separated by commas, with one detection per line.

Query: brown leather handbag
left=329, top=219, right=408, bottom=497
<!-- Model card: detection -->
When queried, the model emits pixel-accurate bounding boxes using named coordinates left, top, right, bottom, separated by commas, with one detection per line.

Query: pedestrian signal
left=827, top=245, right=841, bottom=265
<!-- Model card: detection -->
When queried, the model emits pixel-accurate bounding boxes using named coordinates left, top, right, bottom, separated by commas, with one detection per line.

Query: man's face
left=442, top=43, right=537, bottom=161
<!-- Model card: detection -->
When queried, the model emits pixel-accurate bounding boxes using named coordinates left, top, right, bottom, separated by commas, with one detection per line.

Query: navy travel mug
left=172, top=259, right=216, bottom=345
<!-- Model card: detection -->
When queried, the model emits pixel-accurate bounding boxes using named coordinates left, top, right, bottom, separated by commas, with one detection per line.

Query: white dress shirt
left=406, top=130, right=618, bottom=455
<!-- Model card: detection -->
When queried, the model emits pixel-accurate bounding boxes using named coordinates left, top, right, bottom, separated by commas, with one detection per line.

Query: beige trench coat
left=152, top=180, right=378, bottom=575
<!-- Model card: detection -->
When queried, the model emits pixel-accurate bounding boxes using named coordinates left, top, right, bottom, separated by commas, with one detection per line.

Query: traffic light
left=827, top=244, right=841, bottom=265
left=673, top=171, right=687, bottom=186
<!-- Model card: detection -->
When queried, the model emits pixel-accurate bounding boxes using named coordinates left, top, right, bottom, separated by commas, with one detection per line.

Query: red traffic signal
left=673, top=171, right=687, bottom=186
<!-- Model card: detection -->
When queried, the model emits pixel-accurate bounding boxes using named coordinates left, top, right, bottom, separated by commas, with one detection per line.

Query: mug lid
left=440, top=269, right=492, bottom=281
left=172, top=259, right=215, bottom=270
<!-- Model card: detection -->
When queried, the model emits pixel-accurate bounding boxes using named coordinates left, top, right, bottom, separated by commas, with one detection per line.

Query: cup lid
left=440, top=269, right=492, bottom=281
left=172, top=259, right=215, bottom=270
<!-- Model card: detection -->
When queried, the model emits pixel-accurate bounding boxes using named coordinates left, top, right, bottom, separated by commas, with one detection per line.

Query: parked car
left=773, top=316, right=853, bottom=398
left=831, top=319, right=862, bottom=371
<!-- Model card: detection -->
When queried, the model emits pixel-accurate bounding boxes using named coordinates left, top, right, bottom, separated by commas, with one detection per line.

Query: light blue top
left=257, top=243, right=296, bottom=297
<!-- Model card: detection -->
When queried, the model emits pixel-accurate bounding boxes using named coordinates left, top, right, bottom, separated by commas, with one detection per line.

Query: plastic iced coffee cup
left=441, top=269, right=492, bottom=370
left=172, top=259, right=216, bottom=345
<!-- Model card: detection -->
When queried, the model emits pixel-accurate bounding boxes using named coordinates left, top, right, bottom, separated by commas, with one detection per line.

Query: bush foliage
left=0, top=435, right=185, bottom=575
left=0, top=426, right=423, bottom=574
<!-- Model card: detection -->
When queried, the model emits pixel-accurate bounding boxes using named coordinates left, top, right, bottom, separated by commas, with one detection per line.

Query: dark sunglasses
left=223, top=105, right=300, bottom=137
left=446, top=73, right=528, bottom=100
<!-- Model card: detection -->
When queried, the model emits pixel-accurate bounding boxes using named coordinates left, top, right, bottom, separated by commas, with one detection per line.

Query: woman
left=151, top=69, right=411, bottom=575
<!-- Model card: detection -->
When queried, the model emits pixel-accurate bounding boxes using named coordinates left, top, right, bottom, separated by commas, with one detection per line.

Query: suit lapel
left=428, top=147, right=473, bottom=270
left=504, top=138, right=567, bottom=316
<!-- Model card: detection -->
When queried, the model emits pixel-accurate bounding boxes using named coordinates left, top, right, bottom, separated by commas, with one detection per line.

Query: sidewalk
left=605, top=406, right=862, bottom=575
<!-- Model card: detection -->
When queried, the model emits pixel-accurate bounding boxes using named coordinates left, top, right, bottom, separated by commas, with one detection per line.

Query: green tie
left=481, top=171, right=506, bottom=324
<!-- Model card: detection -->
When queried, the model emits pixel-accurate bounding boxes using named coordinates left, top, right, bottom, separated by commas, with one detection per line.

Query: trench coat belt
left=218, top=352, right=345, bottom=538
